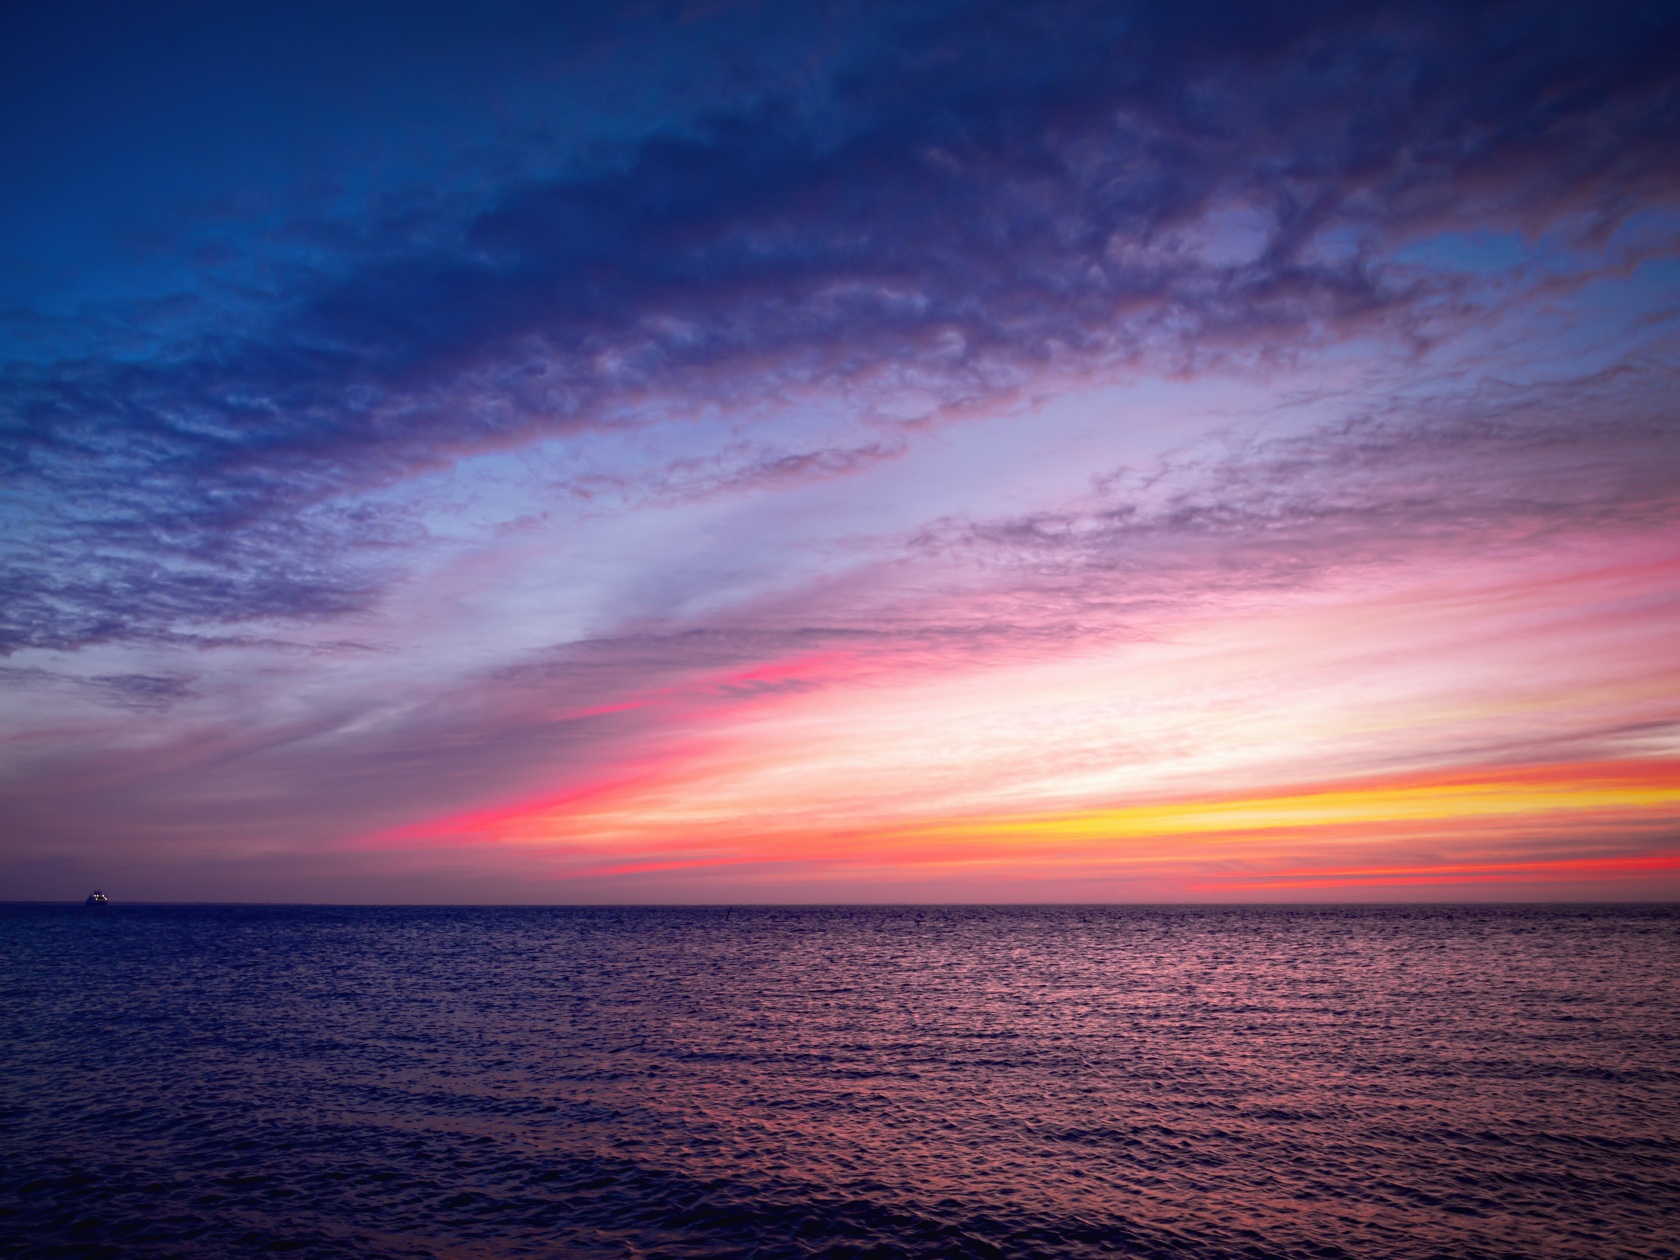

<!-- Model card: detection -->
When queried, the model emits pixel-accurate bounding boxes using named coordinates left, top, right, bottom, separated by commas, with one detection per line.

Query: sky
left=2, top=0, right=1679, bottom=903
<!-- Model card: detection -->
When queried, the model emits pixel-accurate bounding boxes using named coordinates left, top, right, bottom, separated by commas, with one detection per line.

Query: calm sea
left=2, top=904, right=1676, bottom=1259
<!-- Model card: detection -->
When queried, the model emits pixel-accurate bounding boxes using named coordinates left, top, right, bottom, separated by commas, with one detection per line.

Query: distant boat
left=84, top=890, right=109, bottom=906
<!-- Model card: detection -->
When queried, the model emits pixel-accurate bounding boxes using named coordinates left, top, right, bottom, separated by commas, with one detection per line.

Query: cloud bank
left=4, top=0, right=1677, bottom=649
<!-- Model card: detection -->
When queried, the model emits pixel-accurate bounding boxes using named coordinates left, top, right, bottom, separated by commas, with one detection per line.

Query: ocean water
left=1, top=905, right=1676, bottom=1259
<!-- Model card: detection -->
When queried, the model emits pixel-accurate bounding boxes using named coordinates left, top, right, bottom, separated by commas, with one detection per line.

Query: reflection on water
left=2, top=904, right=1676, bottom=1258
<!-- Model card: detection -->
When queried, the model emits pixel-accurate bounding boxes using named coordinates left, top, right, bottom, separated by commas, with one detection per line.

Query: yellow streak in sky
left=870, top=768, right=1680, bottom=853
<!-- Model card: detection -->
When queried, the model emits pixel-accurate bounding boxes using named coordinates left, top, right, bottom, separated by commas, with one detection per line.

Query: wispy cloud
left=0, top=665, right=194, bottom=711
left=5, top=1, right=1677, bottom=650
left=924, top=361, right=1680, bottom=606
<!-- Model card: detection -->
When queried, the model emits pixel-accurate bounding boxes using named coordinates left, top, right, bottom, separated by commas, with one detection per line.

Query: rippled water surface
left=2, top=905, right=1677, bottom=1259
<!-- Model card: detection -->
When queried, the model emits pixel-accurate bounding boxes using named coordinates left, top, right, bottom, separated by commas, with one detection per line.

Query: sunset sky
left=3, top=0, right=1678, bottom=902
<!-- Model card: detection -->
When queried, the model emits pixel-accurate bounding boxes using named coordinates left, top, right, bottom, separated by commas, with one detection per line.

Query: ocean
left=2, top=904, right=1675, bottom=1259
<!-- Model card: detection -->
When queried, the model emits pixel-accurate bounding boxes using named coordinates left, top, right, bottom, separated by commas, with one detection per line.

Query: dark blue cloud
left=0, top=665, right=194, bottom=710
left=3, top=0, right=1677, bottom=650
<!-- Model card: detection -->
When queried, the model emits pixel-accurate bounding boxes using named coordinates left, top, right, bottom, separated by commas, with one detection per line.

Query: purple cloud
left=4, top=0, right=1676, bottom=651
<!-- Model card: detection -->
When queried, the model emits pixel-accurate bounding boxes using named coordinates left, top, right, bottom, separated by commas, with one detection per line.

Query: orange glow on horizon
left=344, top=540, right=1680, bottom=900
left=1210, top=851, right=1680, bottom=890
left=364, top=757, right=1680, bottom=894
